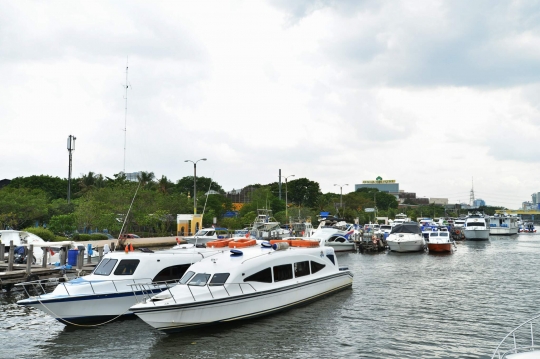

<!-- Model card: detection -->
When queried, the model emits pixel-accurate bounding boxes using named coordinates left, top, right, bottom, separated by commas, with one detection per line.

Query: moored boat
left=489, top=214, right=519, bottom=235
left=463, top=213, right=490, bottom=240
left=386, top=222, right=425, bottom=252
left=16, top=246, right=220, bottom=324
left=129, top=239, right=353, bottom=332
left=426, top=228, right=455, bottom=253
left=491, top=312, right=540, bottom=358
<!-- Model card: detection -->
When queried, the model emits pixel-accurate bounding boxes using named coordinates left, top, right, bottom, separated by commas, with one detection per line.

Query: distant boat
left=426, top=228, right=455, bottom=253
left=463, top=213, right=490, bottom=240
left=489, top=214, right=519, bottom=235
left=386, top=222, right=425, bottom=252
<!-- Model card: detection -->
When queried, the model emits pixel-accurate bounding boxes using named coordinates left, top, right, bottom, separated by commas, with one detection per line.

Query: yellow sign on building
left=362, top=180, right=396, bottom=184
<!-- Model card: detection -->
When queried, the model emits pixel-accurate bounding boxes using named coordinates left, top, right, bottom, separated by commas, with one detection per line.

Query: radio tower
left=469, top=177, right=475, bottom=206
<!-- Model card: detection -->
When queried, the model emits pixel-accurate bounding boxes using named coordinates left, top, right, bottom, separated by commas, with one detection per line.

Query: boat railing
left=15, top=277, right=157, bottom=299
left=492, top=313, right=540, bottom=358
left=129, top=281, right=257, bottom=305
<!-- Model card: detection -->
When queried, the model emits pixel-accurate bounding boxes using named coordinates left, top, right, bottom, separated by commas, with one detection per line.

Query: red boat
left=426, top=230, right=455, bottom=253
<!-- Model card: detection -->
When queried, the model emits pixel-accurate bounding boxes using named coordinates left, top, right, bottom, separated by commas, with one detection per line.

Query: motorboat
left=379, top=224, right=392, bottom=235
left=390, top=213, right=411, bottom=227
left=183, top=227, right=230, bottom=245
left=16, top=245, right=220, bottom=324
left=0, top=230, right=75, bottom=265
left=129, top=239, right=353, bottom=332
left=489, top=214, right=519, bottom=235
left=491, top=312, right=540, bottom=358
left=426, top=228, right=455, bottom=253
left=520, top=222, right=536, bottom=233
left=250, top=209, right=290, bottom=239
left=386, top=222, right=425, bottom=252
left=311, top=229, right=356, bottom=252
left=463, top=213, right=490, bottom=240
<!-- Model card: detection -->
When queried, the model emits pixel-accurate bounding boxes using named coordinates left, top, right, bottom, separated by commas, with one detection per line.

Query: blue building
left=473, top=199, right=486, bottom=207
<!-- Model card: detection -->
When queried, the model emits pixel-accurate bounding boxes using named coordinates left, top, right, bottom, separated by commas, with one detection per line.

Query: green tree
left=0, top=187, right=49, bottom=229
left=175, top=176, right=225, bottom=196
left=8, top=175, right=69, bottom=200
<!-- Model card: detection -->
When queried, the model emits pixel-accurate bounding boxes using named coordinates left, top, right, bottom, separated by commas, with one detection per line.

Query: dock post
left=26, top=244, right=33, bottom=275
left=7, top=240, right=14, bottom=271
left=42, top=247, right=48, bottom=268
left=87, top=247, right=92, bottom=264
left=60, top=246, right=67, bottom=266
left=77, top=247, right=85, bottom=270
left=0, top=243, right=4, bottom=263
left=98, top=246, right=103, bottom=261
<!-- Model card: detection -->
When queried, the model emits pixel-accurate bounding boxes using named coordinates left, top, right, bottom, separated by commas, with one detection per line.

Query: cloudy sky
left=2, top=0, right=539, bottom=209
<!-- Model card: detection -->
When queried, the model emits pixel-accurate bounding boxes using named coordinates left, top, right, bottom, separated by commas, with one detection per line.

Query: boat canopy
left=390, top=223, right=422, bottom=234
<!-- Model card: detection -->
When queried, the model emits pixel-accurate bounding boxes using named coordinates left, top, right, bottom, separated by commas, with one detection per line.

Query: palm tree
left=157, top=175, right=172, bottom=194
left=137, top=171, right=155, bottom=189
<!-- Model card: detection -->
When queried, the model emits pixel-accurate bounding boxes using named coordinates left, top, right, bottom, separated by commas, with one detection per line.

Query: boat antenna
left=122, top=56, right=131, bottom=173
left=202, top=173, right=215, bottom=216
left=118, top=179, right=141, bottom=248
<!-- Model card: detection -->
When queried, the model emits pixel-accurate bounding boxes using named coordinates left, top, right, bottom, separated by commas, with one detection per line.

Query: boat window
left=93, top=258, right=118, bottom=276
left=440, top=232, right=449, bottom=237
left=326, top=254, right=335, bottom=265
left=195, top=230, right=208, bottom=236
left=273, top=264, right=293, bottom=282
left=152, top=264, right=191, bottom=282
left=244, top=268, right=272, bottom=283
left=294, top=261, right=310, bottom=278
left=209, top=273, right=230, bottom=286
left=466, top=223, right=485, bottom=227
left=179, top=271, right=195, bottom=284
left=206, top=231, right=215, bottom=237
left=430, top=233, right=439, bottom=237
left=311, top=261, right=326, bottom=274
left=114, top=259, right=140, bottom=275
left=188, top=273, right=211, bottom=286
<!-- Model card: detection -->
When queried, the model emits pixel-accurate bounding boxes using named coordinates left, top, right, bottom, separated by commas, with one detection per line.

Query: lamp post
left=184, top=158, right=207, bottom=214
left=67, top=135, right=76, bottom=204
left=334, top=184, right=348, bottom=216
left=281, top=174, right=295, bottom=225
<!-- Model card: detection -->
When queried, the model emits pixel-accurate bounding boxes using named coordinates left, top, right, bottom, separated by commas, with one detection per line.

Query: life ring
left=229, top=239, right=257, bottom=248
left=207, top=238, right=234, bottom=248
left=455, top=230, right=460, bottom=234
left=289, top=240, right=319, bottom=248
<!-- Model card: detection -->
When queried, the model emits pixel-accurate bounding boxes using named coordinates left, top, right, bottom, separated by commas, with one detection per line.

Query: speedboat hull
left=427, top=243, right=452, bottom=253
left=131, top=273, right=352, bottom=332
left=387, top=234, right=425, bottom=253
left=464, top=229, right=490, bottom=240
left=324, top=243, right=355, bottom=252
left=489, top=227, right=518, bottom=235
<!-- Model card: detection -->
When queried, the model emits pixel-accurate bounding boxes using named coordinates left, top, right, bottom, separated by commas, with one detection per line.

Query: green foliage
left=0, top=187, right=49, bottom=229
left=72, top=233, right=92, bottom=241
left=23, top=227, right=57, bottom=241
left=48, top=214, right=76, bottom=235
left=8, top=175, right=70, bottom=200
left=90, top=233, right=109, bottom=241
left=175, top=176, right=225, bottom=196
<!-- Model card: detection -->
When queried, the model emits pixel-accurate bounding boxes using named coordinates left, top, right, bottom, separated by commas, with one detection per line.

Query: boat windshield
left=390, top=223, right=421, bottom=234
left=94, top=258, right=118, bottom=276
left=194, top=230, right=210, bottom=236
left=188, top=273, right=211, bottom=286
left=179, top=271, right=195, bottom=284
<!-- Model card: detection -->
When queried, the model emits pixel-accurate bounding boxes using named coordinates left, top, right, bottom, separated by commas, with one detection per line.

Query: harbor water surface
left=2, top=234, right=539, bottom=359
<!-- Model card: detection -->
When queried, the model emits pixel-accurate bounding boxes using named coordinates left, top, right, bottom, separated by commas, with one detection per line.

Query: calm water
left=2, top=234, right=540, bottom=359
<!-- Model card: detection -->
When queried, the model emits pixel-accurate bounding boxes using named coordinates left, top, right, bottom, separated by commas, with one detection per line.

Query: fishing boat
left=129, top=239, right=353, bottom=332
left=491, top=312, right=540, bottom=358
left=250, top=209, right=290, bottom=239
left=463, top=213, right=490, bottom=240
left=489, top=214, right=519, bottom=235
left=386, top=222, right=425, bottom=252
left=183, top=227, right=230, bottom=245
left=426, top=228, right=455, bottom=253
left=16, top=245, right=220, bottom=324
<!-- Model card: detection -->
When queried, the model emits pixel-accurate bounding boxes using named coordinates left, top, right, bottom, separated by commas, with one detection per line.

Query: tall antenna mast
left=123, top=57, right=129, bottom=173
left=469, top=177, right=475, bottom=206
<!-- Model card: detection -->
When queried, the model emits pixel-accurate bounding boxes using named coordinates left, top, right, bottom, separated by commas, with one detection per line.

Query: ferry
left=489, top=214, right=519, bottom=235
left=129, top=239, right=353, bottom=332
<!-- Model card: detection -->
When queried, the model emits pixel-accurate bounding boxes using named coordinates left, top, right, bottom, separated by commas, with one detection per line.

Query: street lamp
left=67, top=135, right=76, bottom=204
left=280, top=174, right=295, bottom=225
left=334, top=184, right=349, bottom=216
left=184, top=158, right=207, bottom=214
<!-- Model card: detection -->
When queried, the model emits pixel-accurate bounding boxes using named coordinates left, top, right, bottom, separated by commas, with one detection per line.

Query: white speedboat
left=129, top=239, right=353, bottom=332
left=16, top=245, right=220, bottom=324
left=183, top=227, right=230, bottom=245
left=386, top=222, right=425, bottom=252
left=310, top=228, right=356, bottom=252
left=463, top=213, right=490, bottom=240
left=489, top=214, right=519, bottom=235
left=491, top=312, right=540, bottom=358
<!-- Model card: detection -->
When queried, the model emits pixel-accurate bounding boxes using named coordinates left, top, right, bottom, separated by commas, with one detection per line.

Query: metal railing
left=129, top=281, right=257, bottom=306
left=492, top=313, right=540, bottom=358
left=15, top=277, right=156, bottom=299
